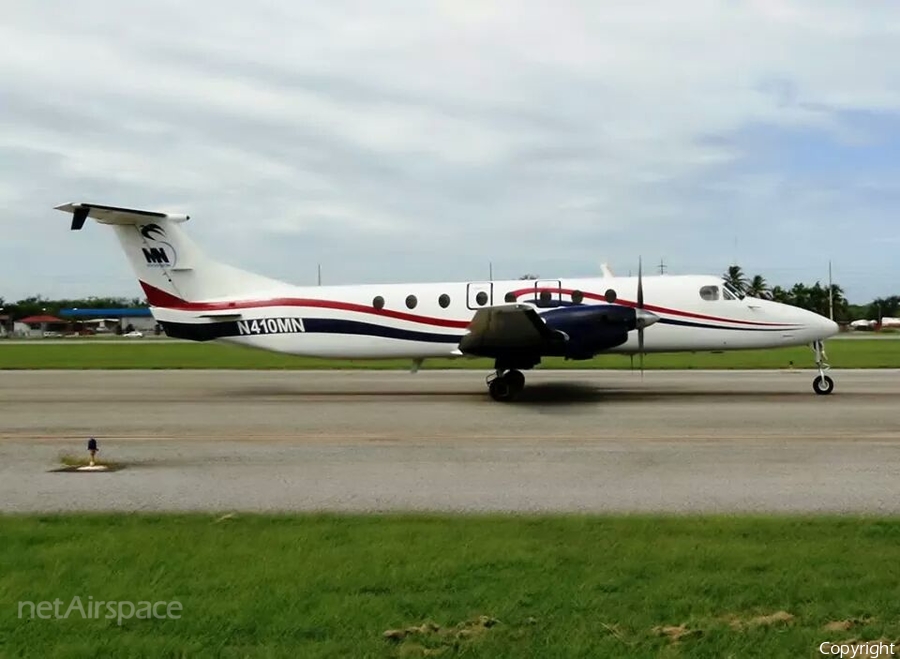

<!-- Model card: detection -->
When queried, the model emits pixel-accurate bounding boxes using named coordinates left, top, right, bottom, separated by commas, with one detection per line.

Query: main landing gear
left=812, top=340, right=835, bottom=396
left=487, top=368, right=525, bottom=402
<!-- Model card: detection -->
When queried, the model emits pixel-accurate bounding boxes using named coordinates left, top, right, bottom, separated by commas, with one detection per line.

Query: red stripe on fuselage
left=139, top=281, right=471, bottom=329
left=140, top=281, right=799, bottom=332
left=507, top=287, right=800, bottom=328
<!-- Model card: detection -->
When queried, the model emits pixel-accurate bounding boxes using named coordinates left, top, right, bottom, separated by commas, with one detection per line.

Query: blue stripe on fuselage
left=658, top=318, right=792, bottom=332
left=303, top=318, right=462, bottom=343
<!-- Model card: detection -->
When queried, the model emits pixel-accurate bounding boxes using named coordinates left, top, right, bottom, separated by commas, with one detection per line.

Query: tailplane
left=57, top=203, right=292, bottom=305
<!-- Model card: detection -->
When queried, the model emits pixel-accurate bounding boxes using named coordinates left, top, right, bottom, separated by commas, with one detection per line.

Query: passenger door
left=466, top=282, right=493, bottom=310
left=535, top=280, right=562, bottom=306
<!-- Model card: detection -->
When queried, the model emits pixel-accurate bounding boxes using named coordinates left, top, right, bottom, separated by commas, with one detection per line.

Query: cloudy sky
left=2, top=0, right=898, bottom=303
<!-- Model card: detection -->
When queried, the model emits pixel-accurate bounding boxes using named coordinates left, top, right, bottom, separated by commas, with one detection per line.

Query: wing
left=458, top=304, right=565, bottom=356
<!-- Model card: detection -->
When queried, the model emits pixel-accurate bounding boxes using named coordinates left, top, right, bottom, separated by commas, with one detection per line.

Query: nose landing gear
left=811, top=340, right=835, bottom=395
left=487, top=368, right=525, bottom=402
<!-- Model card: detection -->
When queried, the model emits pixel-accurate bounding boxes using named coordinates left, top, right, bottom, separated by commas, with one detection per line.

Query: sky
left=1, top=0, right=899, bottom=304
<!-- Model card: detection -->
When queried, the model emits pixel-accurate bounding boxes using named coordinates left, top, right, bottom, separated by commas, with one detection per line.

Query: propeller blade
left=637, top=256, right=645, bottom=378
left=639, top=327, right=645, bottom=379
left=637, top=256, right=644, bottom=309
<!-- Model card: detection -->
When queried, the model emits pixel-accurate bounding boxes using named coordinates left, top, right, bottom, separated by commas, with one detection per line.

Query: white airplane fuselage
left=145, top=274, right=838, bottom=360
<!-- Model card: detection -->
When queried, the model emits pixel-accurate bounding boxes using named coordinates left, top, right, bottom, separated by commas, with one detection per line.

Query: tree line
left=722, top=265, right=898, bottom=323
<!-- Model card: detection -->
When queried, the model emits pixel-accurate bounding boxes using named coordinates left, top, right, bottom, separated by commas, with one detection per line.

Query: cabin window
left=605, top=289, right=617, bottom=303
left=438, top=293, right=451, bottom=308
left=699, top=285, right=720, bottom=301
left=504, top=291, right=517, bottom=303
left=571, top=290, right=584, bottom=304
left=372, top=296, right=385, bottom=310
left=405, top=295, right=418, bottom=309
left=475, top=291, right=488, bottom=306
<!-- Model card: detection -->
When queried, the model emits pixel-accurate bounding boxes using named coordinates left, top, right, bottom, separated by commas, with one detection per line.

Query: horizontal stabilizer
left=56, top=203, right=189, bottom=230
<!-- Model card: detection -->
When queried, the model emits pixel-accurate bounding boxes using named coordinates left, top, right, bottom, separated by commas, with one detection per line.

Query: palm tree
left=790, top=283, right=811, bottom=311
left=769, top=286, right=791, bottom=304
left=723, top=265, right=748, bottom=293
left=745, top=274, right=769, bottom=299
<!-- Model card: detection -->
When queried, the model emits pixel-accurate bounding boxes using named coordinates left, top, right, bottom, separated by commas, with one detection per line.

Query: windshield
left=722, top=281, right=745, bottom=300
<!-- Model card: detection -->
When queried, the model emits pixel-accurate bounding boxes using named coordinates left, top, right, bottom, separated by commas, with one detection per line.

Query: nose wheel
left=487, top=369, right=525, bottom=402
left=811, top=340, right=835, bottom=395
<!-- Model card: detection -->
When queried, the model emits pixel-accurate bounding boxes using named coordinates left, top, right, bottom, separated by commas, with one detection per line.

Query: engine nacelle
left=540, top=304, right=636, bottom=360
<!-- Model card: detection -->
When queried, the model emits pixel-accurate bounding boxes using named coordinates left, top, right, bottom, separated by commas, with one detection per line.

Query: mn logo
left=143, top=247, right=170, bottom=264
left=139, top=223, right=177, bottom=268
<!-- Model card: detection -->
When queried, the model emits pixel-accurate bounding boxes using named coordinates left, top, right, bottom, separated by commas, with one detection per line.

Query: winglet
left=71, top=206, right=89, bottom=231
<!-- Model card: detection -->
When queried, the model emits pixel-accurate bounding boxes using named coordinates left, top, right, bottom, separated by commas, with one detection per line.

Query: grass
left=3, top=514, right=900, bottom=657
left=0, top=338, right=899, bottom=370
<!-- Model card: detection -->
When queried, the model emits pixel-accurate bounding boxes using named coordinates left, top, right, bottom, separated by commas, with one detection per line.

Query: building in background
left=18, top=314, right=69, bottom=337
left=58, top=308, right=160, bottom=335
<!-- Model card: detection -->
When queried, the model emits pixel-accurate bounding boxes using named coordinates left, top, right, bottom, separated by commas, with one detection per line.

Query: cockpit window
left=699, top=285, right=720, bottom=301
left=722, top=282, right=745, bottom=300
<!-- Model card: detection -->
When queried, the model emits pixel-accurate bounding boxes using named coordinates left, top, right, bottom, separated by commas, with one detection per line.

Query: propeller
left=637, top=257, right=645, bottom=377
left=634, top=256, right=660, bottom=378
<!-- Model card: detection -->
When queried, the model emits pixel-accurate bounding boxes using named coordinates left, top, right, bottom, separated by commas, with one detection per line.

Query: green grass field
left=1, top=338, right=899, bottom=369
left=3, top=514, right=900, bottom=658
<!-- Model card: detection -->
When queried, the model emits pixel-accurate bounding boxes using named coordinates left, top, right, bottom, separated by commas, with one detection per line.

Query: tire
left=489, top=378, right=514, bottom=402
left=813, top=375, right=835, bottom=395
left=505, top=369, right=525, bottom=394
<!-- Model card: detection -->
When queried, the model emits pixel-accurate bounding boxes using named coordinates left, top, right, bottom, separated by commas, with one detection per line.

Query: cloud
left=1, top=0, right=899, bottom=300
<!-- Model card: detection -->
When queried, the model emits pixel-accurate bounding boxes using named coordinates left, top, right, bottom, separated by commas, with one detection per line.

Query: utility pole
left=828, top=260, right=834, bottom=321
left=657, top=259, right=667, bottom=276
left=489, top=262, right=493, bottom=281
left=317, top=263, right=322, bottom=286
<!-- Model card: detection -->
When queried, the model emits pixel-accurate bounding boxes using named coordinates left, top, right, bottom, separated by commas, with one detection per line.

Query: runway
left=1, top=369, right=899, bottom=513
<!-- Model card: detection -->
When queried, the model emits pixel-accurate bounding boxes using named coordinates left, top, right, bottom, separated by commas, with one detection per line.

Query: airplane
left=56, top=202, right=840, bottom=401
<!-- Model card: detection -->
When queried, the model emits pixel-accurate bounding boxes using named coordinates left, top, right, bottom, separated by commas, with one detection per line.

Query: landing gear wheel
left=489, top=377, right=514, bottom=402
left=487, top=369, right=525, bottom=402
left=810, top=340, right=835, bottom=397
left=813, top=375, right=835, bottom=396
left=505, top=369, right=525, bottom=395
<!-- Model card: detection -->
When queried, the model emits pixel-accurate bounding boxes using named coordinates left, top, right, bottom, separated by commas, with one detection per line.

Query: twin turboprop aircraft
left=58, top=203, right=840, bottom=401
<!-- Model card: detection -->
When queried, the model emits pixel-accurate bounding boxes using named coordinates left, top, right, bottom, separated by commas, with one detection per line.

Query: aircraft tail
left=56, top=203, right=292, bottom=306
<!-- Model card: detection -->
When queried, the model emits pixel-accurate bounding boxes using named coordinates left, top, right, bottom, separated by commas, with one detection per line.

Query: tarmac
left=1, top=369, right=899, bottom=514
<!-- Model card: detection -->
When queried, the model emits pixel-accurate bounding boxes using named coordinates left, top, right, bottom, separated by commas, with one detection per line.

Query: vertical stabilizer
left=56, top=203, right=292, bottom=304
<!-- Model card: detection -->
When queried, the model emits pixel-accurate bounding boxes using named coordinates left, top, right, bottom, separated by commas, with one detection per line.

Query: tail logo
left=138, top=224, right=177, bottom=268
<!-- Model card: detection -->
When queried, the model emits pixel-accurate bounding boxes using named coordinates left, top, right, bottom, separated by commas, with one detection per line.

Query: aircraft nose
left=808, top=312, right=839, bottom=340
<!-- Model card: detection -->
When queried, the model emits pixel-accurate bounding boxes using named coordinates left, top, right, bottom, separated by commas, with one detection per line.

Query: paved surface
left=1, top=369, right=899, bottom=513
